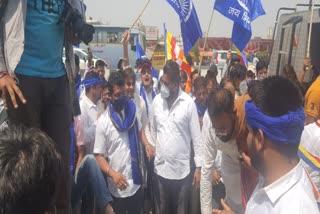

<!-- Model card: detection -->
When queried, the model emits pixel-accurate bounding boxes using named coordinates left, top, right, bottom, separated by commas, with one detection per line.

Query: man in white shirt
left=94, top=72, right=144, bottom=213
left=150, top=60, right=202, bottom=214
left=119, top=67, right=151, bottom=182
left=78, top=71, right=103, bottom=158
left=299, top=120, right=320, bottom=208
left=136, top=58, right=157, bottom=118
left=200, top=88, right=244, bottom=214
left=214, top=76, right=319, bottom=214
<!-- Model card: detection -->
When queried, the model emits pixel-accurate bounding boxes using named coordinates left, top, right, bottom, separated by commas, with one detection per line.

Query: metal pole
left=198, top=9, right=215, bottom=75
left=307, top=0, right=315, bottom=58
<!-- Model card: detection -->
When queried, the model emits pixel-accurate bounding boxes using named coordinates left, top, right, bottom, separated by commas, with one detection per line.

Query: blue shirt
left=15, top=0, right=66, bottom=78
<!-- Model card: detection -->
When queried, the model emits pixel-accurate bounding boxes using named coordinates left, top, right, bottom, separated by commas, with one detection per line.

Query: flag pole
left=121, top=0, right=152, bottom=43
left=164, top=23, right=167, bottom=62
left=198, top=9, right=215, bottom=75
left=306, top=0, right=315, bottom=59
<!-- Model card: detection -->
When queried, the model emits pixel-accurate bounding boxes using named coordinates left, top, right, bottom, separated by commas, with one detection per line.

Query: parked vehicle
left=63, top=48, right=106, bottom=73
left=269, top=7, right=320, bottom=82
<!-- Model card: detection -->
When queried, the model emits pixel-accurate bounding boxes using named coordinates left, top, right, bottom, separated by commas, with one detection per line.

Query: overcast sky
left=85, top=0, right=312, bottom=38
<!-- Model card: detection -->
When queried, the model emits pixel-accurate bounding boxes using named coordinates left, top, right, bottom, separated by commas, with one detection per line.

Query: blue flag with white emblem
left=166, top=0, right=203, bottom=54
left=136, top=39, right=158, bottom=79
left=214, top=0, right=265, bottom=51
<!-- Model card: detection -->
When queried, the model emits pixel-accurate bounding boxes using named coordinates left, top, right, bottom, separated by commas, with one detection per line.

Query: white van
left=63, top=48, right=106, bottom=72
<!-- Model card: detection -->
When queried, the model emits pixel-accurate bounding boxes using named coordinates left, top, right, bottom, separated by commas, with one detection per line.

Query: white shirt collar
left=261, top=162, right=303, bottom=204
left=166, top=89, right=186, bottom=107
left=83, top=94, right=97, bottom=109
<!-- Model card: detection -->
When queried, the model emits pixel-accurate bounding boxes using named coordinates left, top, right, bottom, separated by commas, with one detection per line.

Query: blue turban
left=81, top=77, right=104, bottom=89
left=245, top=100, right=305, bottom=144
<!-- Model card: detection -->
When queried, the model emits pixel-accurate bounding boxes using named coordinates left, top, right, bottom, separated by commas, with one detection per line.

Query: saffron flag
left=164, top=27, right=192, bottom=93
left=214, top=0, right=265, bottom=51
left=166, top=0, right=202, bottom=54
left=136, top=39, right=158, bottom=79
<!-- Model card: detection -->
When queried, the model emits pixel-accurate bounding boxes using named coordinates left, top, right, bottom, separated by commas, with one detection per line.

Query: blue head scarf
left=245, top=100, right=305, bottom=144
left=81, top=77, right=104, bottom=89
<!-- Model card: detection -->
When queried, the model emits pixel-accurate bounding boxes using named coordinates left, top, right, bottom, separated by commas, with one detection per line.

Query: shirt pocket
left=171, top=109, right=188, bottom=134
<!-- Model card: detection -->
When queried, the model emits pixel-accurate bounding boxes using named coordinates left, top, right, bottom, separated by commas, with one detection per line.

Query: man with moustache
left=200, top=88, right=244, bottom=214
left=213, top=76, right=319, bottom=214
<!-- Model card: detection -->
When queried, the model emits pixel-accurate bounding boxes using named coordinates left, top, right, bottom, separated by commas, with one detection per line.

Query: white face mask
left=160, top=83, right=170, bottom=98
left=257, top=76, right=266, bottom=81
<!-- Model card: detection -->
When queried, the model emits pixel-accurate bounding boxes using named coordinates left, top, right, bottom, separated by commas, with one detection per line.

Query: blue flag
left=214, top=0, right=265, bottom=51
left=136, top=39, right=158, bottom=79
left=166, top=0, right=202, bottom=54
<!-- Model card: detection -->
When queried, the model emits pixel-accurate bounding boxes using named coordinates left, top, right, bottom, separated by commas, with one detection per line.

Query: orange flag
left=165, top=29, right=192, bottom=93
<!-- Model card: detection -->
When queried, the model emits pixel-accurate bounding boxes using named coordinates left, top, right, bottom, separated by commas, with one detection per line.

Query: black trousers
left=154, top=173, right=192, bottom=214
left=112, top=187, right=144, bottom=214
left=7, top=74, right=72, bottom=213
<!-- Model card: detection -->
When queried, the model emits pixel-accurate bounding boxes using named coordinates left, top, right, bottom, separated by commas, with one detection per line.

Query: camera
left=59, top=3, right=94, bottom=45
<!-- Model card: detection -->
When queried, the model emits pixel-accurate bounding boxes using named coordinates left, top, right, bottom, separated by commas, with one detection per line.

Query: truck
left=269, top=5, right=320, bottom=82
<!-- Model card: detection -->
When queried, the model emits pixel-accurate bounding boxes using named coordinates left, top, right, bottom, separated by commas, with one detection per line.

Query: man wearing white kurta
left=200, top=90, right=243, bottom=214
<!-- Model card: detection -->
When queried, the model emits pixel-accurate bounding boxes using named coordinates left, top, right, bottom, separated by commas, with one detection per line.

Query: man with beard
left=213, top=76, right=319, bottom=214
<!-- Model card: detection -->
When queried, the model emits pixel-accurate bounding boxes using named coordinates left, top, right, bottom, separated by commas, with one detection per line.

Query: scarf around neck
left=140, top=85, right=156, bottom=117
left=109, top=98, right=142, bottom=185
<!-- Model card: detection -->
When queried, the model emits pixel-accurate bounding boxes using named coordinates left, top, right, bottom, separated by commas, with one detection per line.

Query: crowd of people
left=1, top=1, right=320, bottom=214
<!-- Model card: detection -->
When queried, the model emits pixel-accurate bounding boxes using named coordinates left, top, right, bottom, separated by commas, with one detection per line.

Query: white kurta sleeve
left=200, top=127, right=218, bottom=214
